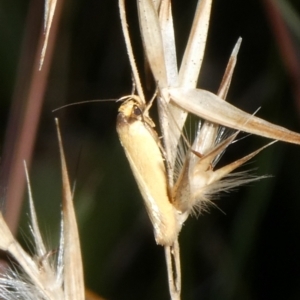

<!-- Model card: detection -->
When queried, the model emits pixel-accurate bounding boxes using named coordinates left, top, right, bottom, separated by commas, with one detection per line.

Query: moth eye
left=133, top=105, right=142, bottom=116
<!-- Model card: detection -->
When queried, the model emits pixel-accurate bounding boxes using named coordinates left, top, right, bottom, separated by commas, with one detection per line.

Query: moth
left=117, top=96, right=182, bottom=246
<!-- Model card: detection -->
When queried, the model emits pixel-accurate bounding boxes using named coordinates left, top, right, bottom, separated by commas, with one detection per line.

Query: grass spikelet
left=118, top=1, right=300, bottom=299
left=0, top=120, right=85, bottom=300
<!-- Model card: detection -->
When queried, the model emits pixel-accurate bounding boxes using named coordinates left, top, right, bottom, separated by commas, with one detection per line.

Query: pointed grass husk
left=0, top=120, right=85, bottom=300
left=55, top=118, right=85, bottom=300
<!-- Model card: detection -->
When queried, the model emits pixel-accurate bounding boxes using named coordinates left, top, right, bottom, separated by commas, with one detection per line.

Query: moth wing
left=117, top=116, right=180, bottom=246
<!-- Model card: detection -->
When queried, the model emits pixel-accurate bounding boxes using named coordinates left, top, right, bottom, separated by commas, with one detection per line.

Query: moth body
left=116, top=98, right=180, bottom=246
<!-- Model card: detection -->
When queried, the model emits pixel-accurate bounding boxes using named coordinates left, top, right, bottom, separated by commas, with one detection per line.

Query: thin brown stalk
left=2, top=0, right=63, bottom=234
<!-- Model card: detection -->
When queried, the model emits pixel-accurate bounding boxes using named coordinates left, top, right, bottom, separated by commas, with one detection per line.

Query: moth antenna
left=52, top=99, right=117, bottom=112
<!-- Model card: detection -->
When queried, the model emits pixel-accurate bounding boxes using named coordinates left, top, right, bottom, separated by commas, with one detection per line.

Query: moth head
left=118, top=97, right=144, bottom=121
left=117, top=95, right=155, bottom=128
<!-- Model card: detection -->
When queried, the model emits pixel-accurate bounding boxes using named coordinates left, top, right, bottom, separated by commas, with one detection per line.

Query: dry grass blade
left=217, top=37, right=242, bottom=98
left=55, top=119, right=85, bottom=300
left=137, top=0, right=168, bottom=87
left=158, top=0, right=178, bottom=85
left=40, top=0, right=58, bottom=69
left=208, top=141, right=276, bottom=184
left=178, top=0, right=212, bottom=88
left=26, top=162, right=47, bottom=259
left=119, top=0, right=145, bottom=103
left=167, top=87, right=300, bottom=144
left=158, top=0, right=213, bottom=160
left=137, top=3, right=183, bottom=299
left=156, top=0, right=182, bottom=172
left=191, top=38, right=241, bottom=165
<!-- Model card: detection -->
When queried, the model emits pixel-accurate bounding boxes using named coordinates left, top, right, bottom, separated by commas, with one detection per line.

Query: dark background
left=1, top=0, right=300, bottom=299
